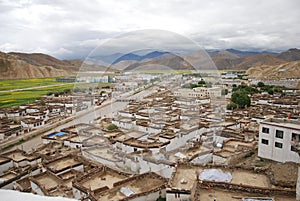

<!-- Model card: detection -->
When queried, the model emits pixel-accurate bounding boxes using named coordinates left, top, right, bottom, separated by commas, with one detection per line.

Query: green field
left=0, top=78, right=76, bottom=108
left=0, top=78, right=63, bottom=91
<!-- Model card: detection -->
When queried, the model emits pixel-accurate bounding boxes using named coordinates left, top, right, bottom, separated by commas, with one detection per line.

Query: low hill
left=234, top=55, right=287, bottom=70
left=10, top=52, right=70, bottom=67
left=10, top=52, right=80, bottom=72
left=0, top=52, right=68, bottom=79
left=0, top=51, right=112, bottom=79
left=246, top=60, right=300, bottom=79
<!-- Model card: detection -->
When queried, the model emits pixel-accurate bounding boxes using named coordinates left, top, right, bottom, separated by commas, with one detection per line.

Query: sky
left=0, top=0, right=299, bottom=59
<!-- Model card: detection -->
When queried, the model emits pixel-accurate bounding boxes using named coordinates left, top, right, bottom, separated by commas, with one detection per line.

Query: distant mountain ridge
left=112, top=51, right=169, bottom=64
left=207, top=48, right=300, bottom=70
left=276, top=48, right=300, bottom=61
left=123, top=53, right=194, bottom=71
left=1, top=48, right=300, bottom=79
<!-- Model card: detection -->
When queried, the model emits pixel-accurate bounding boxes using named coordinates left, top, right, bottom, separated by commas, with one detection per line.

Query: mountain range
left=0, top=48, right=300, bottom=79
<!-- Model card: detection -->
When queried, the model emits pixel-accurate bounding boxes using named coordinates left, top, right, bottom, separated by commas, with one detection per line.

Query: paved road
left=10, top=85, right=158, bottom=152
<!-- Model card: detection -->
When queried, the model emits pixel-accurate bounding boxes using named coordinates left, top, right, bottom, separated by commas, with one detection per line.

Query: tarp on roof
left=47, top=131, right=67, bottom=138
left=200, top=169, right=232, bottom=182
left=120, top=187, right=135, bottom=197
left=174, top=152, right=186, bottom=159
left=56, top=131, right=67, bottom=136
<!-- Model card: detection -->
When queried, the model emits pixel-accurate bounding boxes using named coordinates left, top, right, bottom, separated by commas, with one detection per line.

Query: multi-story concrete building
left=258, top=118, right=300, bottom=163
left=173, top=87, right=222, bottom=98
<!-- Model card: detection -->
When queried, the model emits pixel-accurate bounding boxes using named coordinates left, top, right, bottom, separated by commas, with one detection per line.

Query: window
left=292, top=133, right=300, bottom=143
left=275, top=130, right=284, bottom=139
left=275, top=142, right=283, bottom=148
left=261, top=139, right=268, bottom=145
left=291, top=146, right=297, bottom=152
left=262, top=127, right=269, bottom=134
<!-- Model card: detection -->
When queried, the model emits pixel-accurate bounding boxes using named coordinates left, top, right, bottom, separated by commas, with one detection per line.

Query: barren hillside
left=246, top=60, right=300, bottom=79
left=0, top=52, right=68, bottom=79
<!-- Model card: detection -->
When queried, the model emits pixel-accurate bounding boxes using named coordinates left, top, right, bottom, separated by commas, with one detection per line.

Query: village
left=0, top=72, right=299, bottom=201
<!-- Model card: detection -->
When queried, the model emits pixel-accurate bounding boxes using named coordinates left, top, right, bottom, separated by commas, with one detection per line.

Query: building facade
left=258, top=118, right=300, bottom=163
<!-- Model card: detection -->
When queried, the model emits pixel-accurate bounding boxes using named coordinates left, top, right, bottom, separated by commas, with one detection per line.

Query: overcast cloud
left=0, top=0, right=299, bottom=59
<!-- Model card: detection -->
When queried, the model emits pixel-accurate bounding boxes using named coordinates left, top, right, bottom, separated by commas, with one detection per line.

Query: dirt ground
left=197, top=188, right=295, bottom=201
left=231, top=170, right=270, bottom=188
left=236, top=151, right=298, bottom=187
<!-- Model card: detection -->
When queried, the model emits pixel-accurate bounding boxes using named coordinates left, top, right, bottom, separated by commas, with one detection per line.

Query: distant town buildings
left=0, top=72, right=299, bottom=200
left=173, top=87, right=222, bottom=98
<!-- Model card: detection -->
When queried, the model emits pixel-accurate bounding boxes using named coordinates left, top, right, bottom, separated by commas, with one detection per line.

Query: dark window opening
left=261, top=139, right=269, bottom=145
left=275, top=142, right=283, bottom=148
left=291, top=146, right=297, bottom=152
left=275, top=130, right=284, bottom=139
left=262, top=127, right=269, bottom=134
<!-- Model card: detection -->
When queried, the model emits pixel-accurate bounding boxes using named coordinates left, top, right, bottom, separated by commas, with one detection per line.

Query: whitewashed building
left=258, top=118, right=300, bottom=163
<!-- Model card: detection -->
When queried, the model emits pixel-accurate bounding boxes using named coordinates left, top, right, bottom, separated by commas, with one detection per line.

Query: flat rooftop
left=83, top=135, right=109, bottom=146
left=262, top=118, right=300, bottom=131
left=84, top=146, right=120, bottom=162
left=0, top=172, right=17, bottom=181
left=95, top=173, right=166, bottom=200
left=32, top=172, right=61, bottom=190
left=67, top=135, right=90, bottom=143
left=46, top=155, right=82, bottom=173
left=3, top=150, right=27, bottom=162
left=0, top=156, right=10, bottom=164
left=171, top=165, right=270, bottom=190
left=79, top=169, right=127, bottom=190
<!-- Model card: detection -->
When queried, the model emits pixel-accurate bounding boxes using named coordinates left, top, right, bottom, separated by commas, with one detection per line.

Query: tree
left=268, top=89, right=274, bottom=95
left=231, top=91, right=251, bottom=108
left=100, top=91, right=105, bottom=96
left=257, top=82, right=265, bottom=88
left=221, top=89, right=229, bottom=95
left=227, top=102, right=237, bottom=110
left=232, top=85, right=258, bottom=95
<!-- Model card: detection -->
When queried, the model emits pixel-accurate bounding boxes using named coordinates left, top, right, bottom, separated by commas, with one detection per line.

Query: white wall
left=0, top=160, right=13, bottom=174
left=258, top=123, right=300, bottom=163
left=130, top=189, right=166, bottom=201
left=82, top=150, right=121, bottom=168
left=212, top=155, right=228, bottom=165
left=166, top=192, right=190, bottom=201
left=297, top=166, right=300, bottom=201
left=30, top=181, right=44, bottom=196
left=166, top=128, right=203, bottom=152
left=72, top=186, right=87, bottom=200
left=134, top=156, right=174, bottom=178
left=112, top=119, right=134, bottom=130
left=57, top=164, right=84, bottom=176
left=191, top=153, right=213, bottom=165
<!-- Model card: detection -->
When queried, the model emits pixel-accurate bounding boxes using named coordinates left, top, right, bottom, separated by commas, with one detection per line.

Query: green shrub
left=227, top=102, right=238, bottom=110
left=107, top=124, right=118, bottom=131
